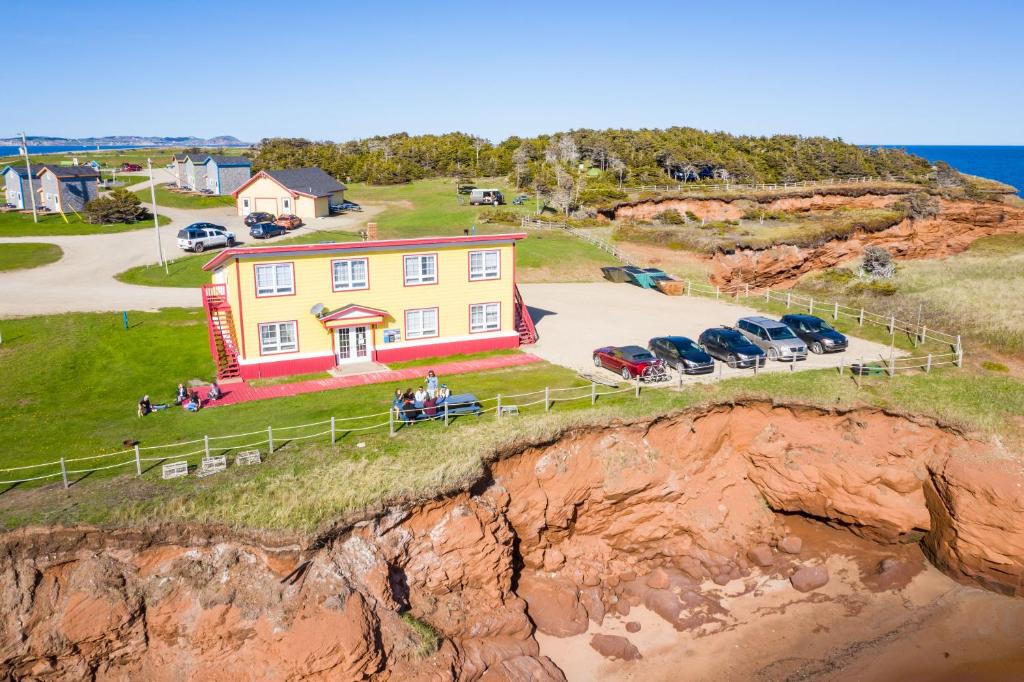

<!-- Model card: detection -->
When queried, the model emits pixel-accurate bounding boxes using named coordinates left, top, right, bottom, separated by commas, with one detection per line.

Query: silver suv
left=736, top=316, right=808, bottom=361
left=176, top=223, right=236, bottom=253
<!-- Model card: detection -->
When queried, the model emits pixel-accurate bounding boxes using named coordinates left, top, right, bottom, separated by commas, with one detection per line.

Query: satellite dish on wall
left=310, top=303, right=326, bottom=318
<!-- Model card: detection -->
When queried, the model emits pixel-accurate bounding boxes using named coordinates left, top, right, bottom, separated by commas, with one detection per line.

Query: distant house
left=183, top=153, right=209, bottom=192
left=2, top=164, right=44, bottom=209
left=201, top=155, right=252, bottom=194
left=35, top=165, right=100, bottom=213
left=170, top=153, right=188, bottom=187
left=233, top=168, right=346, bottom=219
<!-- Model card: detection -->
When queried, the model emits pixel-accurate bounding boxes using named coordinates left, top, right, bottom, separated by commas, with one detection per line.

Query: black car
left=249, top=222, right=287, bottom=239
left=244, top=211, right=276, bottom=227
left=648, top=336, right=715, bottom=374
left=697, top=327, right=767, bottom=369
left=780, top=314, right=849, bottom=354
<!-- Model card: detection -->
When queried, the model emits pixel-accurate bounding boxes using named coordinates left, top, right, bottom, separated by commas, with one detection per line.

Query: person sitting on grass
left=182, top=390, right=202, bottom=412
left=175, top=383, right=188, bottom=405
left=138, top=395, right=152, bottom=417
left=391, top=389, right=404, bottom=419
left=426, top=370, right=439, bottom=398
left=400, top=391, right=419, bottom=422
left=208, top=382, right=223, bottom=401
left=436, top=384, right=450, bottom=402
left=414, top=385, right=428, bottom=404
left=422, top=395, right=437, bottom=418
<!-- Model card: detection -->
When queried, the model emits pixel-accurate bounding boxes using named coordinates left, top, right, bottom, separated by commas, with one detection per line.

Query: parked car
left=593, top=345, right=666, bottom=380
left=648, top=336, right=715, bottom=374
left=780, top=314, right=849, bottom=354
left=119, top=163, right=142, bottom=172
left=736, top=316, right=808, bottom=361
left=512, top=194, right=529, bottom=205
left=275, top=214, right=303, bottom=230
left=244, top=211, right=276, bottom=227
left=176, top=223, right=235, bottom=252
left=697, top=327, right=766, bottom=369
left=469, top=188, right=504, bottom=206
left=249, top=222, right=287, bottom=239
left=330, top=200, right=362, bottom=214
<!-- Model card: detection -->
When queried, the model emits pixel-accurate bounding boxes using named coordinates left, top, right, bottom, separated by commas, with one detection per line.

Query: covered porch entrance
left=318, top=303, right=390, bottom=368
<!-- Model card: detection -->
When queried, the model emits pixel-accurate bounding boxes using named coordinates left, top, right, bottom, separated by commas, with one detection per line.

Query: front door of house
left=336, top=326, right=371, bottom=364
left=282, top=196, right=292, bottom=214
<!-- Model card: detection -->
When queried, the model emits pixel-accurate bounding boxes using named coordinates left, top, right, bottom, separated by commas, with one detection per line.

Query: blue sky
left=8, top=0, right=1023, bottom=144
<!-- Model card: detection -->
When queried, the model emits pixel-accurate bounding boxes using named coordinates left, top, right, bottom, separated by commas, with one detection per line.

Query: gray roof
left=264, top=168, right=346, bottom=196
left=172, top=153, right=188, bottom=161
left=37, top=165, right=100, bottom=179
left=206, top=154, right=251, bottom=167
left=2, top=163, right=45, bottom=178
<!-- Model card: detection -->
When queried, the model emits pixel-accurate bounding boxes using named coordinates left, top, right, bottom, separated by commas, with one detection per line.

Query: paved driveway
left=519, top=282, right=902, bottom=383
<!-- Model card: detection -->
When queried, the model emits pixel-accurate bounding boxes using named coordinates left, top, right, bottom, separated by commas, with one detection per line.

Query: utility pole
left=147, top=158, right=167, bottom=273
left=19, top=132, right=38, bottom=223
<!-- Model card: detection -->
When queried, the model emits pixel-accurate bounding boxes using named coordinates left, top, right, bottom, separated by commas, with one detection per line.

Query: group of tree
left=83, top=189, right=149, bottom=224
left=251, top=127, right=936, bottom=214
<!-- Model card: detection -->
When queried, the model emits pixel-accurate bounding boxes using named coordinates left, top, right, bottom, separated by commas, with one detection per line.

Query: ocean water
left=893, top=145, right=1024, bottom=197
left=0, top=144, right=150, bottom=158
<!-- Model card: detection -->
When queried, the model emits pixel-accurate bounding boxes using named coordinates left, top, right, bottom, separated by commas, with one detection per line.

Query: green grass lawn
left=0, top=208, right=170, bottom=236
left=134, top=184, right=236, bottom=209
left=0, top=243, right=62, bottom=271
left=0, top=306, right=1020, bottom=531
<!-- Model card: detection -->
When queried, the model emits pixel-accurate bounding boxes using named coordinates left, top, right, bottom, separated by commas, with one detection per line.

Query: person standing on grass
left=426, top=370, right=439, bottom=398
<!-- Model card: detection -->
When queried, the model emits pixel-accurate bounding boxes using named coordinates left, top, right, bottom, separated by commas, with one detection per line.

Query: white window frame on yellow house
left=255, top=263, right=295, bottom=297
left=404, top=254, right=437, bottom=286
left=405, top=307, right=439, bottom=339
left=470, top=302, right=501, bottom=333
left=259, top=321, right=298, bottom=355
left=469, top=249, right=501, bottom=281
left=332, top=257, right=369, bottom=291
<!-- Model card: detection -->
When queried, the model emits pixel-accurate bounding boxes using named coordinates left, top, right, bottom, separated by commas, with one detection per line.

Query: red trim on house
left=319, top=303, right=390, bottom=325
left=468, top=301, right=502, bottom=334
left=402, top=252, right=439, bottom=288
left=234, top=258, right=247, bottom=359
left=253, top=262, right=297, bottom=298
left=239, top=354, right=336, bottom=380
left=375, top=334, right=519, bottom=363
left=330, top=256, right=370, bottom=293
left=256, top=319, right=300, bottom=357
left=203, top=233, right=528, bottom=271
left=403, top=307, right=440, bottom=340
left=467, top=249, right=501, bottom=282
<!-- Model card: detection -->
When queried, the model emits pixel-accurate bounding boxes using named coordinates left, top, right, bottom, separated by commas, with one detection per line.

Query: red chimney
left=367, top=222, right=378, bottom=240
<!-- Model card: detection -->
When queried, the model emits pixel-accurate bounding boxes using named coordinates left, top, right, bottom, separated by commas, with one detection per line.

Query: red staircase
left=201, top=284, right=241, bottom=380
left=514, top=285, right=538, bottom=345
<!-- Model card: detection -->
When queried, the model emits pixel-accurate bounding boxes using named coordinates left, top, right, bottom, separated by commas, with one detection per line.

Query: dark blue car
left=648, top=336, right=715, bottom=374
left=780, top=314, right=849, bottom=354
left=249, top=222, right=287, bottom=239
left=698, top=327, right=767, bottom=369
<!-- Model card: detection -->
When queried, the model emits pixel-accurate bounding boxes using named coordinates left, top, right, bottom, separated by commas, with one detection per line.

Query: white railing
left=521, top=217, right=633, bottom=264
left=0, top=343, right=962, bottom=489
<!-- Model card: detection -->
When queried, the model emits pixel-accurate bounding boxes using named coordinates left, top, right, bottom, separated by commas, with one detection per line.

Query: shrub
left=655, top=209, right=685, bottom=225
left=981, top=361, right=1009, bottom=373
left=401, top=613, right=441, bottom=657
left=861, top=246, right=895, bottom=279
left=684, top=210, right=700, bottom=222
left=848, top=279, right=898, bottom=296
left=478, top=208, right=521, bottom=225
left=578, top=185, right=627, bottom=206
left=896, top=192, right=940, bottom=220
left=84, top=189, right=149, bottom=224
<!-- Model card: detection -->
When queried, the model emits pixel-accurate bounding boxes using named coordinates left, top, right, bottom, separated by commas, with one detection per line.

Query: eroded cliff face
left=2, top=403, right=1023, bottom=680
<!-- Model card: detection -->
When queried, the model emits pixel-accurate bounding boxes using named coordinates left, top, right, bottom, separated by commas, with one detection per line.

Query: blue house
left=2, top=164, right=44, bottom=210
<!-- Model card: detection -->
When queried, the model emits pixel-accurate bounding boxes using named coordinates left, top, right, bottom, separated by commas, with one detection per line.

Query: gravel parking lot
left=518, top=282, right=904, bottom=383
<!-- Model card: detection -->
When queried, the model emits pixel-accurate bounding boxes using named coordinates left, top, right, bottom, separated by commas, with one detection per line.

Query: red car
left=119, top=163, right=142, bottom=172
left=274, top=214, right=303, bottom=230
left=592, top=345, right=667, bottom=381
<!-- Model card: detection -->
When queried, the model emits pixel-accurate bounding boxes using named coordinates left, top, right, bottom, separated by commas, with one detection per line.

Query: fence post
left=686, top=280, right=692, bottom=296
left=715, top=287, right=720, bottom=300
left=444, top=401, right=450, bottom=426
left=926, top=354, right=932, bottom=373
left=920, top=325, right=927, bottom=344
left=809, top=297, right=814, bottom=314
left=888, top=315, right=895, bottom=335
left=744, top=283, right=749, bottom=298
left=591, top=382, right=596, bottom=405
left=134, top=444, right=141, bottom=476
left=389, top=409, right=395, bottom=437
left=786, top=292, right=791, bottom=309
left=838, top=355, right=845, bottom=376
left=833, top=302, right=839, bottom=320
left=544, top=386, right=550, bottom=412
left=496, top=394, right=502, bottom=420
left=60, top=457, right=68, bottom=489
left=634, top=378, right=640, bottom=398
left=330, top=416, right=336, bottom=444
left=268, top=426, right=274, bottom=454
left=764, top=286, right=770, bottom=301
left=888, top=348, right=895, bottom=379
left=858, top=308, right=864, bottom=326
left=204, top=435, right=210, bottom=459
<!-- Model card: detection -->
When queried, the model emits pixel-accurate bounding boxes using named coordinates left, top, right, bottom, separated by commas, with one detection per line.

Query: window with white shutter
left=332, top=258, right=369, bottom=291
left=404, top=254, right=437, bottom=285
left=258, top=321, right=298, bottom=354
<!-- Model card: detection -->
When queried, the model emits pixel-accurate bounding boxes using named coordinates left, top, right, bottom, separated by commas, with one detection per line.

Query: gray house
left=36, top=165, right=100, bottom=213
left=184, top=154, right=209, bottom=192
left=170, top=153, right=188, bottom=187
left=201, top=155, right=252, bottom=194
left=2, top=164, right=44, bottom=209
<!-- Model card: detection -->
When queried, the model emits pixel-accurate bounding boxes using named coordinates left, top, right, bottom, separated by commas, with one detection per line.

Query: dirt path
left=0, top=201, right=380, bottom=317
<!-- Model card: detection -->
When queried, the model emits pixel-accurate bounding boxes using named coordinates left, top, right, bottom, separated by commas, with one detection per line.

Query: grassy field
left=134, top=184, right=236, bottom=209
left=116, top=178, right=617, bottom=287
left=0, top=243, right=62, bottom=272
left=0, top=208, right=170, bottom=236
left=776, top=234, right=1024, bottom=354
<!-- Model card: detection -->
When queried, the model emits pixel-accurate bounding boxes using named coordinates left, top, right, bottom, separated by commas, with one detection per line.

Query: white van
left=469, top=188, right=504, bottom=206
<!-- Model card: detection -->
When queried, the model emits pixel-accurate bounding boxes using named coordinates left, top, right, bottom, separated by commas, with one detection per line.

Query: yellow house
left=232, top=168, right=346, bottom=219
left=200, top=232, right=535, bottom=379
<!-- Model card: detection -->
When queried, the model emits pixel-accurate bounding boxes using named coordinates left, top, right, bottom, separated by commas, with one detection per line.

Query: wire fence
left=1, top=345, right=962, bottom=488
